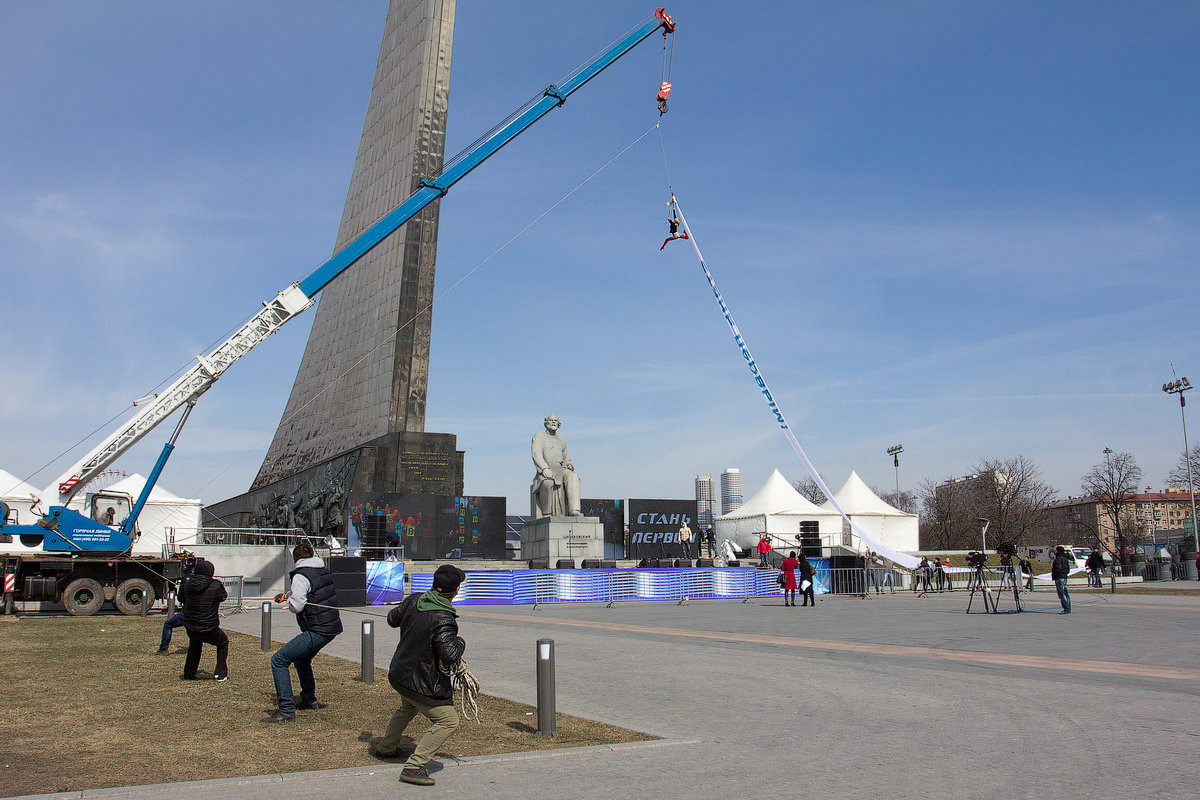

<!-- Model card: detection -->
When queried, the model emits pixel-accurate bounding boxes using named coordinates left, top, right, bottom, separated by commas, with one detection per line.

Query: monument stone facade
left=206, top=0, right=463, bottom=534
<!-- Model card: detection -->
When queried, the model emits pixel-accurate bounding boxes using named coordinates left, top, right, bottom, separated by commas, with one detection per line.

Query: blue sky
left=2, top=1, right=1197, bottom=514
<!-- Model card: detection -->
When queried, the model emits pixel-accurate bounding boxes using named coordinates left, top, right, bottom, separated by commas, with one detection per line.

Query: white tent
left=819, top=471, right=919, bottom=554
left=98, top=474, right=203, bottom=554
left=1, top=469, right=43, bottom=526
left=714, top=469, right=841, bottom=551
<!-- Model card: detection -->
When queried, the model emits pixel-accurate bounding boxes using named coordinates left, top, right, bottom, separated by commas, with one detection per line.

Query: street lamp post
left=1163, top=377, right=1199, bottom=556
left=977, top=517, right=990, bottom=553
left=887, top=444, right=904, bottom=498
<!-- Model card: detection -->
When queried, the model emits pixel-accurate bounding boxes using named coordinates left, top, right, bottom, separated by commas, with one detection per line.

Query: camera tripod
left=965, top=563, right=1023, bottom=613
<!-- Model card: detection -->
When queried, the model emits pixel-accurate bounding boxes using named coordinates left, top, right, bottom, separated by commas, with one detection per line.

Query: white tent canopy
left=91, top=473, right=204, bottom=554
left=819, top=471, right=919, bottom=554
left=714, top=469, right=840, bottom=551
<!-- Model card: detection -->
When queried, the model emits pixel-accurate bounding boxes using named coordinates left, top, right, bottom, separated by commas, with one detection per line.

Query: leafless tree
left=970, top=456, right=1056, bottom=546
left=874, top=487, right=919, bottom=514
left=793, top=475, right=829, bottom=505
left=1080, top=450, right=1143, bottom=562
left=918, top=457, right=1055, bottom=550
left=1166, top=443, right=1200, bottom=489
left=918, top=477, right=980, bottom=550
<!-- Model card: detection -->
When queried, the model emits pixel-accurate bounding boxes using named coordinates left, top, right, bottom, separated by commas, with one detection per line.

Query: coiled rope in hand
left=441, top=658, right=481, bottom=723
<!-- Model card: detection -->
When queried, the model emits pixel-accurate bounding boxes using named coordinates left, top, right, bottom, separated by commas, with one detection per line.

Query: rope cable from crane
left=195, top=117, right=664, bottom=498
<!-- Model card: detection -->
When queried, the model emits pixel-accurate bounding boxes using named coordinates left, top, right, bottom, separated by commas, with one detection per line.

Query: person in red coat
left=757, top=535, right=771, bottom=567
left=781, top=551, right=799, bottom=606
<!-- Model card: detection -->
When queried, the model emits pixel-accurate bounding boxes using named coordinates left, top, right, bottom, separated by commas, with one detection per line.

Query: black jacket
left=1085, top=552, right=1104, bottom=570
left=1051, top=553, right=1073, bottom=580
left=182, top=566, right=226, bottom=633
left=387, top=592, right=466, bottom=706
left=798, top=557, right=814, bottom=582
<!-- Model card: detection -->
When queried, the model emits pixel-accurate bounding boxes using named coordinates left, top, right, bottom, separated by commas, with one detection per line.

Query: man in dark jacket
left=180, top=559, right=229, bottom=680
left=262, top=541, right=343, bottom=723
left=1052, top=545, right=1073, bottom=614
left=373, top=564, right=467, bottom=786
left=1085, top=548, right=1105, bottom=587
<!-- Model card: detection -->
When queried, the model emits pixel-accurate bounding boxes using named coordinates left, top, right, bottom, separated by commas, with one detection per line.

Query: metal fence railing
left=217, top=576, right=244, bottom=609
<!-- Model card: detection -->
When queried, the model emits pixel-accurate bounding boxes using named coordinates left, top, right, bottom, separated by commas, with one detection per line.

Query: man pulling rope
left=373, top=564, right=470, bottom=787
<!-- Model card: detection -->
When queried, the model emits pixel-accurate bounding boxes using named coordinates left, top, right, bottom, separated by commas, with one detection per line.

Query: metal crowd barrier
left=408, top=567, right=783, bottom=607
left=217, top=576, right=244, bottom=609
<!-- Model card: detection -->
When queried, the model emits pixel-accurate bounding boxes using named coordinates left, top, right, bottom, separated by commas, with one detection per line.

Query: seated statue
left=531, top=413, right=582, bottom=518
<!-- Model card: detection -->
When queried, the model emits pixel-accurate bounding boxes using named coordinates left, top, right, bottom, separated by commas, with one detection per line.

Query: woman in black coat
left=798, top=556, right=816, bottom=607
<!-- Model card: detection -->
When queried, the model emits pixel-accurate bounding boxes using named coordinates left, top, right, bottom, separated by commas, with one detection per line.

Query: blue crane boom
left=300, top=8, right=675, bottom=295
left=21, top=8, right=676, bottom=553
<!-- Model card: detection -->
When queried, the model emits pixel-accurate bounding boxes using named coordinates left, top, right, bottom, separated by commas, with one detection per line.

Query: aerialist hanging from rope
left=660, top=197, right=690, bottom=249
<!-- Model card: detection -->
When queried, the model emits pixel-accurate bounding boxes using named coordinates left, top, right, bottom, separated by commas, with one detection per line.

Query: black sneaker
left=296, top=700, right=326, bottom=710
left=400, top=767, right=435, bottom=786
left=261, top=710, right=296, bottom=723
left=214, top=675, right=229, bottom=682
left=369, top=745, right=410, bottom=760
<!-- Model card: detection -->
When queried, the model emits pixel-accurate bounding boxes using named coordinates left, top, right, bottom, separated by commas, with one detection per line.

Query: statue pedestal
left=521, top=517, right=604, bottom=562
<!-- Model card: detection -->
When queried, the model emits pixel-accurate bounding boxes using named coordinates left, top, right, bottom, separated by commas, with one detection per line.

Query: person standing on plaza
left=798, top=555, right=816, bottom=607
left=865, top=548, right=879, bottom=594
left=706, top=526, right=717, bottom=559
left=678, top=521, right=693, bottom=560
left=781, top=551, right=799, bottom=606
left=1019, top=555, right=1034, bottom=591
left=180, top=559, right=228, bottom=681
left=933, top=557, right=947, bottom=592
left=1052, top=545, right=1073, bottom=614
left=374, top=564, right=468, bottom=787
left=757, top=535, right=771, bottom=567
left=941, top=557, right=954, bottom=591
left=263, top=541, right=343, bottom=723
left=1086, top=547, right=1105, bottom=587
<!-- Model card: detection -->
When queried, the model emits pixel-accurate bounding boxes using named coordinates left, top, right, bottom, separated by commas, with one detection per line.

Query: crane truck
left=0, top=9, right=677, bottom=616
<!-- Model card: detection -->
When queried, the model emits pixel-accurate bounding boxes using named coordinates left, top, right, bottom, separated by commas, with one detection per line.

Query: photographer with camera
left=155, top=554, right=197, bottom=655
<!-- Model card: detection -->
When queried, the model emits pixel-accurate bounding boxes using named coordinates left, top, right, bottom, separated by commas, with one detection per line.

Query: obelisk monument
left=206, top=0, right=462, bottom=534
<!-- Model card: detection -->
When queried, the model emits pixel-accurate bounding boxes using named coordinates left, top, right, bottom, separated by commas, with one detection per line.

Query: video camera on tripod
left=966, top=550, right=988, bottom=569
left=995, top=541, right=1018, bottom=566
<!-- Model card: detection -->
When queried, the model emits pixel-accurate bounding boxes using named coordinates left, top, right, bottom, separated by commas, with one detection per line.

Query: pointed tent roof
left=821, top=471, right=913, bottom=516
left=717, top=469, right=828, bottom=519
left=0, top=469, right=40, bottom=500
left=106, top=473, right=197, bottom=503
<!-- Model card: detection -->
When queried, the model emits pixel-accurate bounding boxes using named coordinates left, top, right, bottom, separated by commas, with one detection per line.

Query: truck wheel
left=114, top=578, right=155, bottom=616
left=62, top=578, right=105, bottom=616
left=2, top=593, right=13, bottom=615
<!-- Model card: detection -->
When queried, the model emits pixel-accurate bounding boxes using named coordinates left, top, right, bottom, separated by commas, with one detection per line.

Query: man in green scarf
left=374, top=564, right=467, bottom=786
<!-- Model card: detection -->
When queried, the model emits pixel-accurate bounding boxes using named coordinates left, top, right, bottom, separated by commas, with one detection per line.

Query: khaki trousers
left=379, top=693, right=460, bottom=769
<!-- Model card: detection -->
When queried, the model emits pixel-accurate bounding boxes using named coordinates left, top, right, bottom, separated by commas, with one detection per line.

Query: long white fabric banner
left=673, top=195, right=920, bottom=570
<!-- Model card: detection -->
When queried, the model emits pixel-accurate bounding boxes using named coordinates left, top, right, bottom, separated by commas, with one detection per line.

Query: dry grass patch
left=0, top=615, right=653, bottom=796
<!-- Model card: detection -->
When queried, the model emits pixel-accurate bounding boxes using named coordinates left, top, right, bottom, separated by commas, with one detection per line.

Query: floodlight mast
left=887, top=444, right=904, bottom=496
left=1163, top=377, right=1198, bottom=554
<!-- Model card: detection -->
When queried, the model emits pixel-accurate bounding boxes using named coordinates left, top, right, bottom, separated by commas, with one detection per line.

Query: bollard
left=1111, top=569, right=1117, bottom=594
left=260, top=602, right=272, bottom=652
left=535, top=638, right=558, bottom=737
left=166, top=591, right=176, bottom=617
left=361, top=620, right=374, bottom=683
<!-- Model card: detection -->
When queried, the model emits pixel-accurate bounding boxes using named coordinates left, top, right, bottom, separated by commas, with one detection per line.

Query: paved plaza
left=16, top=586, right=1199, bottom=799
